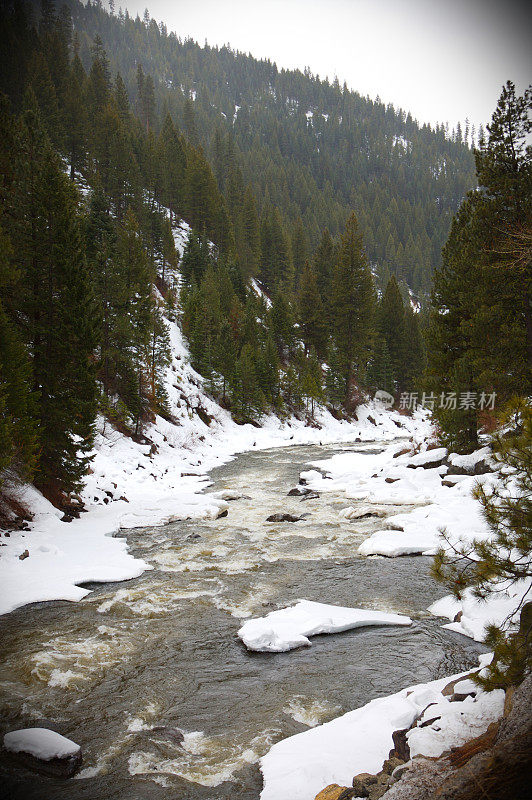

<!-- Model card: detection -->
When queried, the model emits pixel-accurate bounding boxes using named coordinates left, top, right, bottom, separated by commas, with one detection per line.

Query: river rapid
left=0, top=440, right=485, bottom=799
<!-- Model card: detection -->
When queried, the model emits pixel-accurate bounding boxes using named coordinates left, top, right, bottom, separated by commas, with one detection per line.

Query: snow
left=300, top=435, right=531, bottom=644
left=260, top=656, right=503, bottom=800
left=406, top=688, right=504, bottom=758
left=406, top=447, right=447, bottom=467
left=3, top=728, right=80, bottom=761
left=301, top=438, right=488, bottom=561
left=358, top=529, right=430, bottom=557
left=429, top=579, right=531, bottom=642
left=250, top=277, right=272, bottom=308
left=447, top=446, right=493, bottom=472
left=237, top=600, right=411, bottom=652
left=0, top=310, right=424, bottom=617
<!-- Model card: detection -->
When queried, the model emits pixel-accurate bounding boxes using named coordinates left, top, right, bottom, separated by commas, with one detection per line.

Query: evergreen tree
left=298, top=260, right=328, bottom=358
left=313, top=228, right=335, bottom=305
left=432, top=401, right=532, bottom=690
left=378, top=275, right=407, bottom=391
left=427, top=83, right=531, bottom=452
left=231, top=343, right=264, bottom=422
left=330, top=213, right=376, bottom=399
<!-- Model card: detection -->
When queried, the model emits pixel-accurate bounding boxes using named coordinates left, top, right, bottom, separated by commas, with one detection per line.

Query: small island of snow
left=237, top=599, right=412, bottom=652
left=3, top=728, right=81, bottom=761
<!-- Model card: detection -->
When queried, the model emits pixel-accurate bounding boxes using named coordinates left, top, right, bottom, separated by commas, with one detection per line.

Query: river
left=0, top=440, right=485, bottom=799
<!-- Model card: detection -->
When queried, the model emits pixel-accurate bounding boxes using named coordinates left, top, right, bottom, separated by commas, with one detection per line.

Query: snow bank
left=3, top=728, right=80, bottom=760
left=237, top=600, right=411, bottom=652
left=301, top=438, right=532, bottom=647
left=259, top=657, right=503, bottom=800
left=428, top=578, right=531, bottom=642
left=358, top=529, right=432, bottom=557
left=0, top=311, right=424, bottom=616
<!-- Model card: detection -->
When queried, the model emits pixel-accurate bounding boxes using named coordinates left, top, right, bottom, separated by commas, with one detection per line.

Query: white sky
left=111, top=0, right=531, bottom=130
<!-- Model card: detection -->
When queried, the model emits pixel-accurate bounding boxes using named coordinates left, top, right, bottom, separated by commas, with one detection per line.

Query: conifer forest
left=0, top=2, right=530, bottom=800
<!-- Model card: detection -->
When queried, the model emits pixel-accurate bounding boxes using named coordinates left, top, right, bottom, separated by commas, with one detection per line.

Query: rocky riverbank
left=314, top=671, right=530, bottom=800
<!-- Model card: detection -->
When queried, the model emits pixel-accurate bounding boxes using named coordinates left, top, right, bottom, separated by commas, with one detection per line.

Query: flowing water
left=0, top=441, right=485, bottom=799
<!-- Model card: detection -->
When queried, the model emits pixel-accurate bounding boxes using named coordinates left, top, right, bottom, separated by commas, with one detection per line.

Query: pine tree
left=313, top=228, right=335, bottom=306
left=432, top=401, right=532, bottom=690
left=330, top=213, right=376, bottom=399
left=298, top=260, right=328, bottom=358
left=231, top=343, right=264, bottom=422
left=300, top=348, right=324, bottom=416
left=367, top=336, right=395, bottom=394
left=64, top=37, right=87, bottom=179
left=270, top=290, right=295, bottom=359
left=427, top=83, right=531, bottom=452
left=158, top=113, right=186, bottom=220
left=378, top=275, right=406, bottom=391
left=240, top=185, right=261, bottom=279
left=183, top=96, right=199, bottom=145
left=0, top=228, right=37, bottom=484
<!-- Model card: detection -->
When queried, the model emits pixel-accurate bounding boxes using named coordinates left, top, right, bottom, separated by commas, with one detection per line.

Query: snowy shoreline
left=0, top=317, right=426, bottom=617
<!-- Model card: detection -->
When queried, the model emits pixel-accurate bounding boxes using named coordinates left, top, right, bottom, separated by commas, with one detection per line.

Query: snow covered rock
left=446, top=447, right=494, bottom=475
left=340, top=506, right=387, bottom=520
left=405, top=448, right=447, bottom=470
left=3, top=728, right=82, bottom=777
left=238, top=600, right=411, bottom=652
left=358, top=530, right=435, bottom=557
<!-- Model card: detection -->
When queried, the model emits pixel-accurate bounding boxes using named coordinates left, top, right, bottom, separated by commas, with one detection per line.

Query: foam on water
left=283, top=695, right=342, bottom=727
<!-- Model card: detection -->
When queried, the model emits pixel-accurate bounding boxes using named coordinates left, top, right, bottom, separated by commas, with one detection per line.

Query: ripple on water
left=29, top=625, right=135, bottom=688
left=128, top=727, right=282, bottom=788
left=283, top=695, right=342, bottom=727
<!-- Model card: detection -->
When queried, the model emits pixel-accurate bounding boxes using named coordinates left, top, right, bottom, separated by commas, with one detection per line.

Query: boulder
left=393, top=447, right=411, bottom=459
left=300, top=492, right=320, bottom=501
left=3, top=728, right=82, bottom=778
left=352, top=773, right=378, bottom=787
left=266, top=513, right=302, bottom=522
left=368, top=783, right=389, bottom=800
left=351, top=777, right=370, bottom=796
left=342, top=506, right=387, bottom=520
left=315, top=784, right=358, bottom=800
left=441, top=671, right=477, bottom=697
left=385, top=477, right=399, bottom=484
left=382, top=757, right=404, bottom=775
left=288, top=486, right=312, bottom=496
left=390, top=728, right=410, bottom=761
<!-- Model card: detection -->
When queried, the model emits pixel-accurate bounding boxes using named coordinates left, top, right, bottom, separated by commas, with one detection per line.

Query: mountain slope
left=61, top=0, right=476, bottom=293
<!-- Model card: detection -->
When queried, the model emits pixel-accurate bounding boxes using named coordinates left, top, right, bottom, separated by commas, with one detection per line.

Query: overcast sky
left=111, top=0, right=531, bottom=130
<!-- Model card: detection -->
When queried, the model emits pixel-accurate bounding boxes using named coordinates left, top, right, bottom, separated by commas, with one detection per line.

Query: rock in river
left=266, top=513, right=303, bottom=522
left=3, top=728, right=82, bottom=778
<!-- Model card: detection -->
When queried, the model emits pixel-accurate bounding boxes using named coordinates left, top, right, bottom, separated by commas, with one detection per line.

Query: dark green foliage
left=427, top=82, right=531, bottom=452
left=330, top=213, right=376, bottom=398
left=48, top=0, right=475, bottom=294
left=432, top=401, right=532, bottom=690
left=367, top=336, right=395, bottom=395
left=0, top=230, right=37, bottom=483
left=298, top=260, right=328, bottom=359
left=7, top=109, right=98, bottom=494
left=231, top=344, right=264, bottom=422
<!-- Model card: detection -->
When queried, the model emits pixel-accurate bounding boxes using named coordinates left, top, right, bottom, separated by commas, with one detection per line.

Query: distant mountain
left=61, top=0, right=475, bottom=293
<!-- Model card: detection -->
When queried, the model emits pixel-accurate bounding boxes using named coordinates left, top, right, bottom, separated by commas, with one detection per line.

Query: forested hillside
left=0, top=0, right=527, bottom=517
left=56, top=0, right=475, bottom=294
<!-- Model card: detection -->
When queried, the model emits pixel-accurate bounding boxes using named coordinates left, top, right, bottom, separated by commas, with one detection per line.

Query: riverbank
left=257, top=436, right=530, bottom=800
left=1, top=439, right=483, bottom=800
left=0, top=314, right=429, bottom=616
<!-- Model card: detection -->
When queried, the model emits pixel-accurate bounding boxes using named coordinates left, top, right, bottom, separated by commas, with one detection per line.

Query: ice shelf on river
left=237, top=599, right=412, bottom=652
